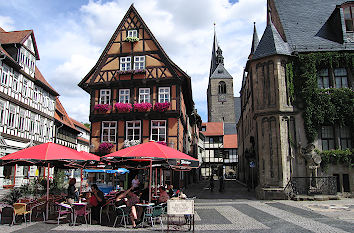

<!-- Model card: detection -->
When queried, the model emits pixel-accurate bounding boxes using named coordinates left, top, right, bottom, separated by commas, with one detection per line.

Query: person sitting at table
left=167, top=184, right=174, bottom=198
left=90, top=184, right=106, bottom=223
left=67, top=178, right=78, bottom=204
left=158, top=186, right=169, bottom=204
left=82, top=181, right=91, bottom=193
left=115, top=187, right=140, bottom=228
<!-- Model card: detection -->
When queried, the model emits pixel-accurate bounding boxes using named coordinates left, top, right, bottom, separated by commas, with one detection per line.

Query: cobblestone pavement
left=2, top=181, right=353, bottom=232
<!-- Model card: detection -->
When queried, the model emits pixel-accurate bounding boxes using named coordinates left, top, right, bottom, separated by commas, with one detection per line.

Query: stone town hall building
left=238, top=0, right=353, bottom=199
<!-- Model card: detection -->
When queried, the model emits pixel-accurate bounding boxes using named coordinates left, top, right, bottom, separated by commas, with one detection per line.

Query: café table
left=136, top=203, right=155, bottom=228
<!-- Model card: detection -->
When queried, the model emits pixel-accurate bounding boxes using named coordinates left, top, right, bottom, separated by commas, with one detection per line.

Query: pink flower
left=157, top=141, right=167, bottom=146
left=114, top=103, right=133, bottom=113
left=94, top=104, right=112, bottom=112
left=134, top=102, right=152, bottom=112
left=154, top=102, right=171, bottom=112
left=98, top=142, right=114, bottom=153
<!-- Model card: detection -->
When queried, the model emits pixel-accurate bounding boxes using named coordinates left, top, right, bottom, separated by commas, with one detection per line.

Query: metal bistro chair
left=113, top=205, right=128, bottom=228
left=142, top=205, right=164, bottom=228
left=56, top=202, right=73, bottom=225
left=73, top=204, right=91, bottom=226
left=30, top=201, right=46, bottom=222
left=100, top=199, right=114, bottom=224
left=11, top=203, right=31, bottom=226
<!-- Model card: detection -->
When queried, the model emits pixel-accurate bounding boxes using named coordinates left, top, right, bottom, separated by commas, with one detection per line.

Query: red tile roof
left=77, top=136, right=89, bottom=144
left=34, top=66, right=59, bottom=96
left=201, top=122, right=223, bottom=136
left=55, top=97, right=79, bottom=132
left=71, top=118, right=90, bottom=132
left=224, top=134, right=238, bottom=148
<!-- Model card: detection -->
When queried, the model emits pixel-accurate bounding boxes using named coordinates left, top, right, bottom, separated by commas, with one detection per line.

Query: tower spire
left=209, top=23, right=224, bottom=77
left=249, top=22, right=259, bottom=59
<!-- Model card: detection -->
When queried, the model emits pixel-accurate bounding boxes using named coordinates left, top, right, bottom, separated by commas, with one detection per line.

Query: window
left=126, top=121, right=141, bottom=141
left=201, top=126, right=206, bottom=132
left=29, top=113, right=36, bottom=134
left=334, top=68, right=348, bottom=88
left=19, top=109, right=25, bottom=131
left=340, top=126, right=352, bottom=149
left=120, top=57, right=131, bottom=71
left=119, top=89, right=130, bottom=103
left=218, top=81, right=226, bottom=94
left=12, top=72, right=19, bottom=92
left=128, top=30, right=137, bottom=37
left=134, top=56, right=145, bottom=70
left=8, top=105, right=16, bottom=128
left=1, top=65, right=9, bottom=85
left=0, top=99, right=5, bottom=124
left=321, top=126, right=335, bottom=150
left=344, top=5, right=354, bottom=32
left=151, top=120, right=166, bottom=142
left=317, top=69, right=329, bottom=89
left=139, top=88, right=150, bottom=103
left=99, top=89, right=111, bottom=104
left=22, top=78, right=28, bottom=97
left=158, top=87, right=170, bottom=103
left=34, top=87, right=39, bottom=102
left=40, top=117, right=45, bottom=137
left=101, top=121, right=116, bottom=142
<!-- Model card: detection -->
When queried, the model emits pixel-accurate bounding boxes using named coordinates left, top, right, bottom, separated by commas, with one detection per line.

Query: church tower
left=207, top=28, right=236, bottom=123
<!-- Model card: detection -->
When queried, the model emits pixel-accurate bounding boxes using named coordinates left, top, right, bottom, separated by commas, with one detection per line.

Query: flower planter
left=154, top=102, right=171, bottom=112
left=134, top=103, right=152, bottom=112
left=94, top=104, right=112, bottom=113
left=124, top=36, right=139, bottom=42
left=98, top=142, right=114, bottom=154
left=118, top=69, right=146, bottom=75
left=114, top=103, right=133, bottom=113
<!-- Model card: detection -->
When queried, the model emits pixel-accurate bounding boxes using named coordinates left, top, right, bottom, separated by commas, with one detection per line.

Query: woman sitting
left=158, top=186, right=170, bottom=204
left=115, top=187, right=140, bottom=228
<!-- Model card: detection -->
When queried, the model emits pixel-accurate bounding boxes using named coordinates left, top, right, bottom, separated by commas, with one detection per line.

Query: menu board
left=167, top=199, right=194, bottom=215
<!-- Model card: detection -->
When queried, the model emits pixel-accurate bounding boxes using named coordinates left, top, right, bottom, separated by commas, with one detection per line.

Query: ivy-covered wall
left=287, top=52, right=354, bottom=143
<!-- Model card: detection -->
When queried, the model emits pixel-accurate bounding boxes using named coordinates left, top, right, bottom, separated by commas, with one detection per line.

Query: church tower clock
left=207, top=29, right=236, bottom=123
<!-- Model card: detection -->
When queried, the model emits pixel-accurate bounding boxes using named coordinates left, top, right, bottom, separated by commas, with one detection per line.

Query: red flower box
left=134, top=102, right=152, bottom=112
left=94, top=104, right=112, bottom=112
left=114, top=103, right=133, bottom=113
left=98, top=142, right=114, bottom=154
left=154, top=102, right=171, bottom=112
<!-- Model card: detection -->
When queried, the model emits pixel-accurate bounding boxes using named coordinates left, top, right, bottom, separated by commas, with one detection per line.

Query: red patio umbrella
left=102, top=141, right=199, bottom=202
left=0, top=142, right=100, bottom=220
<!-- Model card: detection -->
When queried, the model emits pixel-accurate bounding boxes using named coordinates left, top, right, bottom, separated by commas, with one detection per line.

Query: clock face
left=218, top=94, right=226, bottom=102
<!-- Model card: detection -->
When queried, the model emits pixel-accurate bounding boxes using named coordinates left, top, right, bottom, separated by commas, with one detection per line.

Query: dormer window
left=128, top=30, right=138, bottom=38
left=343, top=5, right=354, bottom=32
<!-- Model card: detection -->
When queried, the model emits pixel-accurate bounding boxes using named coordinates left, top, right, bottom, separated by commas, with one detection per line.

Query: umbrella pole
left=155, top=168, right=157, bottom=196
left=149, top=160, right=152, bottom=203
left=46, top=163, right=50, bottom=221
left=80, top=168, right=83, bottom=195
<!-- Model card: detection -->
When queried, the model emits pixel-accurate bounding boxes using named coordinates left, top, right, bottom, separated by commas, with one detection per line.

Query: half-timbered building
left=78, top=5, right=201, bottom=188
left=0, top=27, right=58, bottom=188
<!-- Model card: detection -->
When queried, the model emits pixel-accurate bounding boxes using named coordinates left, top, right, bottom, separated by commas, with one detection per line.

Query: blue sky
left=0, top=0, right=266, bottom=123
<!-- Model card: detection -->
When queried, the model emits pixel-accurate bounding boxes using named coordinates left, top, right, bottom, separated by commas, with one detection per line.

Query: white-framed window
left=134, top=56, right=145, bottom=70
left=18, top=109, right=26, bottom=131
left=29, top=113, right=36, bottom=134
left=126, top=120, right=141, bottom=141
left=158, top=87, right=170, bottom=103
left=12, top=72, right=19, bottom=92
left=101, top=121, right=116, bottom=143
left=35, top=115, right=40, bottom=134
left=22, top=78, right=28, bottom=97
left=99, top=89, right=111, bottom=104
left=151, top=120, right=166, bottom=142
left=334, top=68, right=348, bottom=88
left=139, top=88, right=150, bottom=103
left=1, top=65, right=9, bottom=85
left=128, top=30, right=138, bottom=37
left=33, top=87, right=39, bottom=102
left=0, top=99, right=5, bottom=124
left=46, top=125, right=51, bottom=138
left=119, top=89, right=130, bottom=103
left=40, top=117, right=45, bottom=137
left=8, top=104, right=16, bottom=128
left=120, top=57, right=131, bottom=71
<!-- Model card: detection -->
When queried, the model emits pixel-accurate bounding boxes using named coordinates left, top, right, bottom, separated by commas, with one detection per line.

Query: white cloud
left=18, top=0, right=267, bottom=123
left=0, top=15, right=14, bottom=31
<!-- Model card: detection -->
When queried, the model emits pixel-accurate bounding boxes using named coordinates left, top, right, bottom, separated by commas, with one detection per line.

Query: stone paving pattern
left=2, top=180, right=353, bottom=232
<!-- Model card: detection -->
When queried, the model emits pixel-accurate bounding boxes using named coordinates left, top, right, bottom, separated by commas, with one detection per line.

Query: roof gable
left=210, top=63, right=233, bottom=79
left=79, top=4, right=189, bottom=89
left=55, top=97, right=79, bottom=132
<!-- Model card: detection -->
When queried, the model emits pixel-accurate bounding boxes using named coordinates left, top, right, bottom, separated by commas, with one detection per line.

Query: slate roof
left=234, top=97, right=241, bottom=124
left=250, top=22, right=259, bottom=56
left=273, top=0, right=353, bottom=52
left=224, top=123, right=237, bottom=135
left=210, top=63, right=233, bottom=79
left=209, top=29, right=219, bottom=77
left=253, top=22, right=291, bottom=60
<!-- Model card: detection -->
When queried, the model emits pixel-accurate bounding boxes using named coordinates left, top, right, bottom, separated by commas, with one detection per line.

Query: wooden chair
left=11, top=203, right=31, bottom=226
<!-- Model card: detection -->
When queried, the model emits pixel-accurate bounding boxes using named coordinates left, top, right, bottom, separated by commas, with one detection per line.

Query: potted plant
left=114, top=103, right=133, bottom=113
left=154, top=102, right=171, bottom=112
left=134, top=102, right=152, bottom=112
left=124, top=36, right=139, bottom=42
left=98, top=142, right=114, bottom=154
left=157, top=141, right=167, bottom=146
left=94, top=104, right=112, bottom=113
